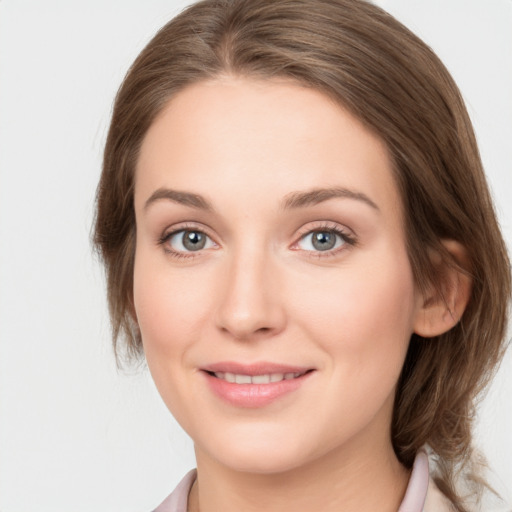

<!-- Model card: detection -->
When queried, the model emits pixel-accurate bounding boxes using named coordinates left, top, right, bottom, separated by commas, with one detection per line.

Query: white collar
left=154, top=449, right=436, bottom=512
left=398, top=449, right=429, bottom=512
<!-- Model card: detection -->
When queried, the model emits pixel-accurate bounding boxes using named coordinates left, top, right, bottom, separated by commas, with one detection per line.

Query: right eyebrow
left=143, top=187, right=213, bottom=212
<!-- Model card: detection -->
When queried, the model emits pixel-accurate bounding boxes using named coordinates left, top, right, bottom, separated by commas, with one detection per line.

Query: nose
left=214, top=247, right=286, bottom=341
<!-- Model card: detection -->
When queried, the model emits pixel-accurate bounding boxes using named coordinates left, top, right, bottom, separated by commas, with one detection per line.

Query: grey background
left=1, top=1, right=511, bottom=510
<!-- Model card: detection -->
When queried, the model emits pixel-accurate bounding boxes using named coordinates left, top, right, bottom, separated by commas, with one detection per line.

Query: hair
left=93, top=0, right=510, bottom=509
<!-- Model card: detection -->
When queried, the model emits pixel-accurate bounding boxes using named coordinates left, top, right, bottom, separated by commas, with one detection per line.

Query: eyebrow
left=144, top=188, right=213, bottom=211
left=143, top=186, right=379, bottom=213
left=282, top=187, right=379, bottom=211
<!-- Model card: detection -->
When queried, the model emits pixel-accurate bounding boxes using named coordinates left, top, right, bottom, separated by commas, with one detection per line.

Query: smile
left=202, top=363, right=314, bottom=408
left=211, top=371, right=307, bottom=384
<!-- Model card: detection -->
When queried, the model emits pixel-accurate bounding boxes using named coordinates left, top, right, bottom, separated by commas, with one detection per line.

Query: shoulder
left=152, top=469, right=197, bottom=512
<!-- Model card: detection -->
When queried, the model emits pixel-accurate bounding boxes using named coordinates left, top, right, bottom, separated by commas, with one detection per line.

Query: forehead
left=135, top=76, right=402, bottom=221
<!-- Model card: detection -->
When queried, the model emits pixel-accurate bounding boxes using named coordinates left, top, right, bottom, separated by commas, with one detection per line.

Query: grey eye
left=312, top=231, right=336, bottom=251
left=168, top=230, right=214, bottom=252
left=183, top=231, right=206, bottom=250
left=298, top=230, right=345, bottom=252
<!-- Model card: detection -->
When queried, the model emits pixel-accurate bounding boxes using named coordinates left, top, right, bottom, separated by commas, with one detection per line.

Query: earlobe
left=413, top=240, right=472, bottom=338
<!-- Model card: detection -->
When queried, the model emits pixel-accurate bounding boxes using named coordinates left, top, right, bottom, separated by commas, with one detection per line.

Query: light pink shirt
left=153, top=450, right=452, bottom=512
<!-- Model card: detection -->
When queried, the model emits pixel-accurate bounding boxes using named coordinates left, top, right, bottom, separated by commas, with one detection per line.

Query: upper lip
left=201, top=361, right=313, bottom=376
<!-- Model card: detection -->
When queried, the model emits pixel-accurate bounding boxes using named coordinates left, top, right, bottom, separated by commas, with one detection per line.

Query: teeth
left=235, top=374, right=252, bottom=384
left=252, top=374, right=270, bottom=384
left=213, top=371, right=304, bottom=384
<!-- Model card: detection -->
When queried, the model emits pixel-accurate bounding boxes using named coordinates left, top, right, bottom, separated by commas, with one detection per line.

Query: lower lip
left=203, top=371, right=313, bottom=408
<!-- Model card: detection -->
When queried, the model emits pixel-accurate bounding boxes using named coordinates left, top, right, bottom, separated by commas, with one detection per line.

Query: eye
left=166, top=229, right=216, bottom=253
left=297, top=229, right=350, bottom=252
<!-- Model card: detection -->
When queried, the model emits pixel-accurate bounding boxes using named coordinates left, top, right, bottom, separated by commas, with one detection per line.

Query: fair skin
left=133, top=77, right=467, bottom=512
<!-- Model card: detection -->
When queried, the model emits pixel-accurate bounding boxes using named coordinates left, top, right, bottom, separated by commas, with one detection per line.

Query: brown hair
left=93, top=0, right=510, bottom=509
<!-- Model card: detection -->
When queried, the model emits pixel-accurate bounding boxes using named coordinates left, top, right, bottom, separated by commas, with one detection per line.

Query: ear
left=413, top=240, right=472, bottom=338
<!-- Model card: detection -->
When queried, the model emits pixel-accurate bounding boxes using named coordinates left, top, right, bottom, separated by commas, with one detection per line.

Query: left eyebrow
left=143, top=187, right=213, bottom=212
left=282, top=187, right=379, bottom=211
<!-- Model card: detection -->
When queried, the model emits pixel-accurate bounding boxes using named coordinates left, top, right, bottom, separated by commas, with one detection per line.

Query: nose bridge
left=215, top=238, right=285, bottom=340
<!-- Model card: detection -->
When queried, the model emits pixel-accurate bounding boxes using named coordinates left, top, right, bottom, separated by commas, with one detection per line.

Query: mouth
left=206, top=370, right=310, bottom=384
left=201, top=362, right=315, bottom=408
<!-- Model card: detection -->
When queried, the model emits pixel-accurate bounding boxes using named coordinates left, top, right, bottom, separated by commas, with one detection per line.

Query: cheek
left=292, top=248, right=417, bottom=383
left=132, top=250, right=215, bottom=425
left=133, top=250, right=210, bottom=361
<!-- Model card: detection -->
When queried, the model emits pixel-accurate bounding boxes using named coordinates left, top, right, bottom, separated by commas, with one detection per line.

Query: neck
left=188, top=434, right=410, bottom=512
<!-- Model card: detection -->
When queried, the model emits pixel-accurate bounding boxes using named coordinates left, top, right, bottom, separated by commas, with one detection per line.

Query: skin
left=132, top=77, right=462, bottom=512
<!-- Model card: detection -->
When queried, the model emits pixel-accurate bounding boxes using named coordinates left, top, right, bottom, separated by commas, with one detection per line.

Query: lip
left=201, top=361, right=315, bottom=408
left=202, top=361, right=311, bottom=375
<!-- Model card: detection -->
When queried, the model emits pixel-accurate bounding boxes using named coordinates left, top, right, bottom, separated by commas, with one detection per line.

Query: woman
left=93, top=1, right=510, bottom=510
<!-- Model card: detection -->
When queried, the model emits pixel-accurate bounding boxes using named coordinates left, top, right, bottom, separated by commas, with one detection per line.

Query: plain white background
left=0, top=1, right=510, bottom=511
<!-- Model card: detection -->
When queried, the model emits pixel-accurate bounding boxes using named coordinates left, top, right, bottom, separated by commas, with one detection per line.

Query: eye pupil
left=312, top=231, right=336, bottom=251
left=183, top=231, right=206, bottom=251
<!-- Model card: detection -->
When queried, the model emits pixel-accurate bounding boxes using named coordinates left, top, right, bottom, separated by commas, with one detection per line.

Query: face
left=133, top=77, right=423, bottom=474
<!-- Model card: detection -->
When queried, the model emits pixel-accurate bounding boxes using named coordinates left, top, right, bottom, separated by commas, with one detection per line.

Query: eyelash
left=157, top=222, right=357, bottom=260
left=293, top=222, right=357, bottom=259
left=158, top=223, right=216, bottom=260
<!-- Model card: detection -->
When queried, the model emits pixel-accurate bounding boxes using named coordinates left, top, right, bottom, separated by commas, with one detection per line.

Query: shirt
left=153, top=450, right=453, bottom=512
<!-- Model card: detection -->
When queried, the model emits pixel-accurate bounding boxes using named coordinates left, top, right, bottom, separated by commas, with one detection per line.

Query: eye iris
left=312, top=231, right=336, bottom=251
left=182, top=231, right=206, bottom=251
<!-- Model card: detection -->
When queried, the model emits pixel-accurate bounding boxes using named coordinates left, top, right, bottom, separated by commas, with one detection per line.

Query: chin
left=195, top=423, right=326, bottom=475
left=214, top=447, right=309, bottom=475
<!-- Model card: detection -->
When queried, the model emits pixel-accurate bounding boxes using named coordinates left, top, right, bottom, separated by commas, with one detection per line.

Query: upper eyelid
left=294, top=221, right=355, bottom=240
left=161, top=222, right=216, bottom=239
